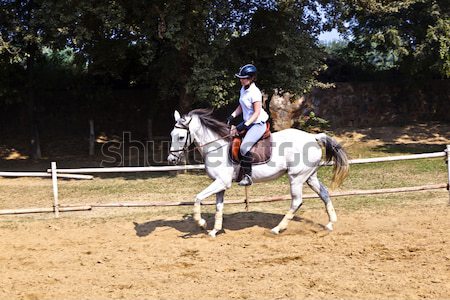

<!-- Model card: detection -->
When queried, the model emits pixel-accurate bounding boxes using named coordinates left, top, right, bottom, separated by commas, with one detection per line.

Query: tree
left=0, top=0, right=138, bottom=157
left=188, top=1, right=328, bottom=108
left=0, top=0, right=336, bottom=144
left=231, top=7, right=324, bottom=95
left=0, top=0, right=52, bottom=158
left=328, top=0, right=450, bottom=78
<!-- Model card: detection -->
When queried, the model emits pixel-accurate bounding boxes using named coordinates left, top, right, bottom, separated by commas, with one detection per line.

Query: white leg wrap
left=271, top=227, right=280, bottom=235
left=276, top=210, right=295, bottom=232
left=214, top=211, right=223, bottom=231
left=280, top=210, right=295, bottom=230
left=326, top=202, right=337, bottom=223
left=198, top=219, right=207, bottom=228
left=193, top=203, right=201, bottom=222
left=193, top=203, right=206, bottom=228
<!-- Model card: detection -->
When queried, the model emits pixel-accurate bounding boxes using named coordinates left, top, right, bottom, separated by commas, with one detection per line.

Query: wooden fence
left=0, top=145, right=449, bottom=216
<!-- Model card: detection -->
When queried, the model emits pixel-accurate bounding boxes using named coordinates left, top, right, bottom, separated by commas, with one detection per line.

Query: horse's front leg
left=193, top=179, right=226, bottom=230
left=208, top=190, right=225, bottom=238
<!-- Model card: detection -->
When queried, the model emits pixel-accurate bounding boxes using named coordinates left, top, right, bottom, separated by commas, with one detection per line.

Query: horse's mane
left=188, top=108, right=230, bottom=140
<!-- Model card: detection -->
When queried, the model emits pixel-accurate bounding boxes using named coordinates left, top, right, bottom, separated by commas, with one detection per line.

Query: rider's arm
left=231, top=105, right=242, bottom=118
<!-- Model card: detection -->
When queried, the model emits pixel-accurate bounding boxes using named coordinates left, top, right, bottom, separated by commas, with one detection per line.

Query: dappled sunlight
left=336, top=122, right=450, bottom=145
left=334, top=122, right=450, bottom=157
left=1, top=148, right=29, bottom=160
left=96, top=133, right=120, bottom=144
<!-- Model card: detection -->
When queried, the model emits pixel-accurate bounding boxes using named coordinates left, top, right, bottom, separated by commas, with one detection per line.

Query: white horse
left=167, top=108, right=349, bottom=237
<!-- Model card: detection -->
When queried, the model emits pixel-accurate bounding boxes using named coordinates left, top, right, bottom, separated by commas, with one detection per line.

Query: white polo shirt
left=239, top=83, right=269, bottom=123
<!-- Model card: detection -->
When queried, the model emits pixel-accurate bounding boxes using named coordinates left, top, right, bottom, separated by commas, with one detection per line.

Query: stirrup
left=238, top=174, right=253, bottom=186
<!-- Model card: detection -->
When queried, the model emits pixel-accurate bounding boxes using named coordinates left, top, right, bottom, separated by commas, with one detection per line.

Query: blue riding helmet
left=235, top=64, right=257, bottom=78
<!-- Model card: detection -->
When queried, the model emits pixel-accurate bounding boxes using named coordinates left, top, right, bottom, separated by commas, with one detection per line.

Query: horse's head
left=167, top=110, right=195, bottom=165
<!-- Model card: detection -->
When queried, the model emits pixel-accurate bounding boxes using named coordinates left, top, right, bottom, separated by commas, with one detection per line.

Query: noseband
left=169, top=118, right=232, bottom=161
left=169, top=120, right=193, bottom=160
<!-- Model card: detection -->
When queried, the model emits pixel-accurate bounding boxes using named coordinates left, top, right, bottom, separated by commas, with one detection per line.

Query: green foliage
left=329, top=0, right=450, bottom=79
left=293, top=111, right=330, bottom=133
left=320, top=39, right=393, bottom=81
left=2, top=0, right=446, bottom=116
left=231, top=8, right=325, bottom=96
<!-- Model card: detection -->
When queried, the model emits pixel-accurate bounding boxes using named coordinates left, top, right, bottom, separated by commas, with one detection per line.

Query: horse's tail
left=315, top=133, right=349, bottom=189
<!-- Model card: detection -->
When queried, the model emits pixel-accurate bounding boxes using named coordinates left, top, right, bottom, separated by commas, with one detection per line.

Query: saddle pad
left=230, top=123, right=272, bottom=165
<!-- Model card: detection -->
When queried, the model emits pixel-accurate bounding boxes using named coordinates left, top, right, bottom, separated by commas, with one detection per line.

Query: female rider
left=227, top=64, right=269, bottom=186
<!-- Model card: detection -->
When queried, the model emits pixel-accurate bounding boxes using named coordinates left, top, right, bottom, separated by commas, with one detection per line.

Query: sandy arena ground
left=1, top=123, right=449, bottom=299
left=0, top=195, right=449, bottom=300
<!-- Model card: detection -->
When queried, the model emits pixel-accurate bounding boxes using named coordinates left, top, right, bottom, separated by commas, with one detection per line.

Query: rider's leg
left=238, top=151, right=253, bottom=186
left=238, top=123, right=266, bottom=186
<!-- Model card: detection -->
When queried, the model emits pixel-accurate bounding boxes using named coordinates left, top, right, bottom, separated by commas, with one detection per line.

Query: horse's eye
left=179, top=136, right=184, bottom=141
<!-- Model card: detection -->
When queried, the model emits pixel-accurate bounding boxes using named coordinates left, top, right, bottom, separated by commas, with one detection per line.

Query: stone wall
left=269, top=80, right=450, bottom=130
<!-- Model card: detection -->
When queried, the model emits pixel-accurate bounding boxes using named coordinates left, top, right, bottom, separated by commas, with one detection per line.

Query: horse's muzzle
left=167, top=154, right=180, bottom=165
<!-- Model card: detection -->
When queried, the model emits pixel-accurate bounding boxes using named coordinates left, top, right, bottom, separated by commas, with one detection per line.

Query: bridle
left=169, top=118, right=232, bottom=161
left=168, top=119, right=193, bottom=161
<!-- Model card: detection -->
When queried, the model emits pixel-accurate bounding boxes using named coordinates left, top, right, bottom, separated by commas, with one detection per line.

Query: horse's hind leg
left=271, top=174, right=303, bottom=235
left=306, top=172, right=337, bottom=231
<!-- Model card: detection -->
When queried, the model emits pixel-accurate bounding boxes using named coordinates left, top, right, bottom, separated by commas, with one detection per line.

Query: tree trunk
left=89, top=119, right=95, bottom=156
left=28, top=83, right=42, bottom=160
left=30, top=116, right=42, bottom=160
left=178, top=29, right=194, bottom=113
left=178, top=84, right=194, bottom=114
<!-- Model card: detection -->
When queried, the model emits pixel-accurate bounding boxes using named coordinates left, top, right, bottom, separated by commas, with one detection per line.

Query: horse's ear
left=174, top=110, right=181, bottom=122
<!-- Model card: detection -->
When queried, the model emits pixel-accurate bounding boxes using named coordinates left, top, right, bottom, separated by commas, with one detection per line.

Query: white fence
left=0, top=145, right=449, bottom=216
left=0, top=172, right=93, bottom=180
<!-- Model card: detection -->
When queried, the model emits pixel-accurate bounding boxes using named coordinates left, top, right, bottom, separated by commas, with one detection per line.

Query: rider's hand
left=236, top=122, right=250, bottom=132
left=230, top=125, right=238, bottom=137
left=226, top=115, right=235, bottom=125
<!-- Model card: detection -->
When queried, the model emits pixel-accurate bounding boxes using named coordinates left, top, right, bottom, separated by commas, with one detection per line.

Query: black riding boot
left=238, top=151, right=253, bottom=186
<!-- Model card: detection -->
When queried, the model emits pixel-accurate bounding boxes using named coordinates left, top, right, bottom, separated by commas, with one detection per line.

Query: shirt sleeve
left=251, top=89, right=263, bottom=103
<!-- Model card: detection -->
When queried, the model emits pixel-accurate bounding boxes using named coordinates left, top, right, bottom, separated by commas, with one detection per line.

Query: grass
left=0, top=129, right=448, bottom=219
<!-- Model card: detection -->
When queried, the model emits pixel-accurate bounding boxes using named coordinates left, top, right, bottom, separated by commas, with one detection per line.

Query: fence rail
left=0, top=146, right=449, bottom=216
left=60, top=183, right=446, bottom=208
left=0, top=172, right=93, bottom=180
left=48, top=164, right=205, bottom=174
left=49, top=151, right=447, bottom=174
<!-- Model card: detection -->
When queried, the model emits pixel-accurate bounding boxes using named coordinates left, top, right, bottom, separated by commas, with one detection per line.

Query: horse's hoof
left=325, top=222, right=334, bottom=231
left=270, top=227, right=280, bottom=235
left=198, top=219, right=207, bottom=229
left=208, top=230, right=217, bottom=238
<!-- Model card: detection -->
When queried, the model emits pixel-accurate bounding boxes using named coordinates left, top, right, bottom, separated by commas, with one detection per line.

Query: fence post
left=447, top=145, right=450, bottom=205
left=51, top=162, right=60, bottom=218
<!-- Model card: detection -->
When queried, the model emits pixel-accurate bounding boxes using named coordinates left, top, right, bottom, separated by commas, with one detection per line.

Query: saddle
left=230, top=122, right=272, bottom=165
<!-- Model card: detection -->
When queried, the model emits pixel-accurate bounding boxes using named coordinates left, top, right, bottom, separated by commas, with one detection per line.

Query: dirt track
left=1, top=194, right=449, bottom=300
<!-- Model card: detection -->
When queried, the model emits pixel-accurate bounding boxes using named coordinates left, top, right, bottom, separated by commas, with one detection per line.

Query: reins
left=190, top=133, right=233, bottom=154
left=170, top=120, right=250, bottom=210
left=170, top=122, right=232, bottom=156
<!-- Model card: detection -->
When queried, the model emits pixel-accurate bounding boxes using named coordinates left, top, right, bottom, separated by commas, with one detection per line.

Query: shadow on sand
left=133, top=211, right=327, bottom=238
